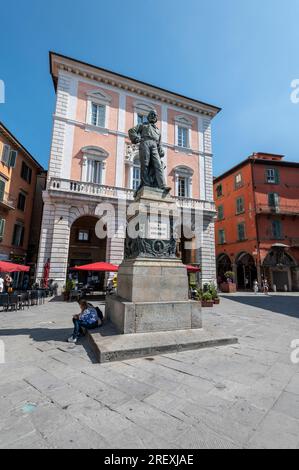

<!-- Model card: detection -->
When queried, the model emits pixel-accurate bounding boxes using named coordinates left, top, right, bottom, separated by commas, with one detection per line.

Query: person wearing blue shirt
left=68, top=299, right=99, bottom=344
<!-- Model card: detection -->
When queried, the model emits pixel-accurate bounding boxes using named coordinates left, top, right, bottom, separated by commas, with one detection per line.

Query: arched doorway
left=263, top=248, right=297, bottom=291
left=235, top=252, right=257, bottom=290
left=68, top=216, right=107, bottom=290
left=216, top=253, right=232, bottom=284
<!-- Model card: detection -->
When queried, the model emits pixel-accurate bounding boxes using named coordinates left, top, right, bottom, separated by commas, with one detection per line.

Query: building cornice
left=50, top=52, right=221, bottom=119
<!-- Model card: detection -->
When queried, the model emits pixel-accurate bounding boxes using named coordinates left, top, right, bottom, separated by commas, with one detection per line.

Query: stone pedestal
left=106, top=186, right=202, bottom=334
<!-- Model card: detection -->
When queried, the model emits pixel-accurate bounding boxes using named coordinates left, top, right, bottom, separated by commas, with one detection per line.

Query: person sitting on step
left=68, top=300, right=99, bottom=344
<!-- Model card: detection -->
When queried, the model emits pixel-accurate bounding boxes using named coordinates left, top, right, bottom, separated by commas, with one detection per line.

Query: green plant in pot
left=224, top=271, right=235, bottom=283
left=201, top=291, right=214, bottom=307
left=63, top=279, right=76, bottom=301
left=210, top=286, right=220, bottom=304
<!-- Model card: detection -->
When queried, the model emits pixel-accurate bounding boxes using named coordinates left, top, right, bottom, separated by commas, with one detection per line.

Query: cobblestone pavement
left=0, top=293, right=299, bottom=449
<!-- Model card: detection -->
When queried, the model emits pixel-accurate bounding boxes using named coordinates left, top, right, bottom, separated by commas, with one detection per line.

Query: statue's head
left=147, top=110, right=158, bottom=124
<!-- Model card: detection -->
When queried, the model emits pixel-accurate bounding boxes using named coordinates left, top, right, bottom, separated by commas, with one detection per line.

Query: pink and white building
left=36, top=52, right=221, bottom=291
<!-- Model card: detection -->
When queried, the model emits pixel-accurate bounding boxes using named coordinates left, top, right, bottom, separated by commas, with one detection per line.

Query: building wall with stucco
left=36, top=52, right=220, bottom=291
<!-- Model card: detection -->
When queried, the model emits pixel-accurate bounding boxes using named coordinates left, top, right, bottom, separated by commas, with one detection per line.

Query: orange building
left=0, top=122, right=45, bottom=284
left=214, top=153, right=299, bottom=291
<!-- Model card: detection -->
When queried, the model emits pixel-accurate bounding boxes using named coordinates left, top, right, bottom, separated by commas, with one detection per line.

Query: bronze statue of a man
left=128, top=110, right=171, bottom=194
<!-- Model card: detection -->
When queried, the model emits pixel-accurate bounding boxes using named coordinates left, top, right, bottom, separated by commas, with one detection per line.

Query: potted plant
left=194, top=288, right=202, bottom=302
left=220, top=271, right=237, bottom=293
left=210, top=286, right=220, bottom=304
left=63, top=279, right=75, bottom=301
left=201, top=292, right=214, bottom=308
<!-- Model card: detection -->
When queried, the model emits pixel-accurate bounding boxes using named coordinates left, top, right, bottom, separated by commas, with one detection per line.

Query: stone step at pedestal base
left=86, top=322, right=238, bottom=363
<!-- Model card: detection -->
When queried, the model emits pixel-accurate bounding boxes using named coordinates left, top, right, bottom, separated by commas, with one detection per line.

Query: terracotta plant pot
left=201, top=300, right=214, bottom=308
left=213, top=298, right=220, bottom=305
left=220, top=283, right=237, bottom=293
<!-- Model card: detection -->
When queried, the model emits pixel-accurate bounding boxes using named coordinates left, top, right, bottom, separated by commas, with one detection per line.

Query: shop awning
left=0, top=261, right=30, bottom=273
left=71, top=262, right=119, bottom=272
left=185, top=265, right=201, bottom=273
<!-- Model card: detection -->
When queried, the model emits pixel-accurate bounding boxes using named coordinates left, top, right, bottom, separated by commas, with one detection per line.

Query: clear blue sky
left=0, top=0, right=298, bottom=176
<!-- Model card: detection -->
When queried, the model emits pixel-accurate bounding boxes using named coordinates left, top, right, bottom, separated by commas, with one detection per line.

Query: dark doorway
left=217, top=253, right=232, bottom=284
left=68, top=216, right=107, bottom=290
left=236, top=252, right=257, bottom=290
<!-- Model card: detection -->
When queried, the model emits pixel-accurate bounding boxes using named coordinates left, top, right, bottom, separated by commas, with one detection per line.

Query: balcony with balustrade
left=48, top=177, right=216, bottom=214
left=256, top=203, right=299, bottom=217
left=0, top=191, right=15, bottom=211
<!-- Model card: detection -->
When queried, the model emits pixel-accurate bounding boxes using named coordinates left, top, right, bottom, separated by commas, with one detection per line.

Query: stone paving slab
left=0, top=293, right=299, bottom=449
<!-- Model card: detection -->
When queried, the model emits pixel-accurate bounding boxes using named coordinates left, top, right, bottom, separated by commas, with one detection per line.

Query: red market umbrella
left=185, top=265, right=201, bottom=273
left=71, top=262, right=119, bottom=272
left=0, top=261, right=30, bottom=273
left=43, top=259, right=50, bottom=288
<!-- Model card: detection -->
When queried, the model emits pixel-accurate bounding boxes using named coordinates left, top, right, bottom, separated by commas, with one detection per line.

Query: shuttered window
left=268, top=193, right=279, bottom=207
left=1, top=144, right=10, bottom=165
left=21, top=162, right=32, bottom=183
left=236, top=197, right=245, bottom=214
left=0, top=179, right=5, bottom=201
left=272, top=220, right=282, bottom=239
left=218, top=229, right=226, bottom=245
left=216, top=184, right=223, bottom=198
left=237, top=223, right=246, bottom=241
left=218, top=205, right=224, bottom=220
left=1, top=145, right=17, bottom=167
left=0, top=218, right=5, bottom=241
left=9, top=150, right=17, bottom=168
left=12, top=224, right=24, bottom=247
left=17, top=192, right=26, bottom=211
left=266, top=168, right=280, bottom=184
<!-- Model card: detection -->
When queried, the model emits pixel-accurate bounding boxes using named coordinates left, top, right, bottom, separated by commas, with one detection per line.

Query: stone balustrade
left=48, top=177, right=216, bottom=213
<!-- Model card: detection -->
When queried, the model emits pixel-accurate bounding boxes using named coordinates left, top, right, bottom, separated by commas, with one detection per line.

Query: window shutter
left=268, top=193, right=275, bottom=206
left=274, top=169, right=280, bottom=184
left=20, top=226, right=25, bottom=247
left=1, top=144, right=10, bottom=165
left=0, top=218, right=5, bottom=240
left=238, top=223, right=245, bottom=241
left=12, top=225, right=17, bottom=245
left=0, top=180, right=5, bottom=201
left=219, top=230, right=225, bottom=244
left=9, top=150, right=17, bottom=168
left=272, top=220, right=282, bottom=239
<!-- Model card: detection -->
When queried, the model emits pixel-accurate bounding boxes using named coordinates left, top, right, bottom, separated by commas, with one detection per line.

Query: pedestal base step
left=106, top=295, right=202, bottom=334
left=87, top=322, right=238, bottom=363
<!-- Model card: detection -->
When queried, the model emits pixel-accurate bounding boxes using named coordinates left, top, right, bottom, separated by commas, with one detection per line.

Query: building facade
left=0, top=122, right=45, bottom=283
left=214, top=153, right=299, bottom=291
left=36, top=52, right=220, bottom=291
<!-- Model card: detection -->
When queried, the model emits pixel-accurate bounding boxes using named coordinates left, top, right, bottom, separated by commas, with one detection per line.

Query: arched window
left=81, top=146, right=108, bottom=185
left=174, top=166, right=194, bottom=198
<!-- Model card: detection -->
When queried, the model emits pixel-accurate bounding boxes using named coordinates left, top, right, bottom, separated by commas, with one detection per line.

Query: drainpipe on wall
left=250, top=159, right=263, bottom=287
